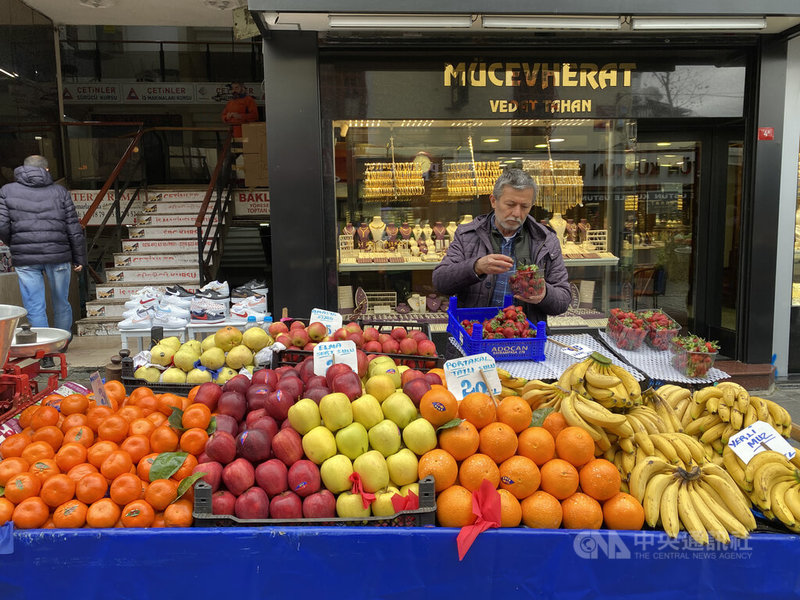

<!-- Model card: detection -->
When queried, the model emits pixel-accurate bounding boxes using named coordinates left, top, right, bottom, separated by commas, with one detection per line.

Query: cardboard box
left=243, top=151, right=268, bottom=188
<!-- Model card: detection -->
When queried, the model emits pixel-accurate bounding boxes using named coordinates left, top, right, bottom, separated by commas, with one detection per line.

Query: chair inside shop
left=633, top=265, right=667, bottom=309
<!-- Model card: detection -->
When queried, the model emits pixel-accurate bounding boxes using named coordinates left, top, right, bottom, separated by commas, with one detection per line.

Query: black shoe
left=165, top=284, right=195, bottom=298
left=40, top=356, right=55, bottom=369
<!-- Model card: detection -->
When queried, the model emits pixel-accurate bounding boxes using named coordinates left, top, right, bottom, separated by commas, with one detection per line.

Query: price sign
left=444, top=353, right=502, bottom=401
left=310, top=308, right=343, bottom=336
left=560, top=343, right=593, bottom=360
left=89, top=371, right=111, bottom=407
left=313, top=340, right=358, bottom=376
left=729, top=421, right=796, bottom=464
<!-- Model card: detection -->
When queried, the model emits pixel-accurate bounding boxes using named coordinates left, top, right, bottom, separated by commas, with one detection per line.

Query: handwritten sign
left=89, top=372, right=111, bottom=407
left=729, top=421, right=796, bottom=464
left=444, top=353, right=502, bottom=401
left=313, top=341, right=358, bottom=376
left=309, top=308, right=343, bottom=336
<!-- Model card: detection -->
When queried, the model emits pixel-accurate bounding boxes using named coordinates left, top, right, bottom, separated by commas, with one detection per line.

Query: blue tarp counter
left=1, top=526, right=799, bottom=599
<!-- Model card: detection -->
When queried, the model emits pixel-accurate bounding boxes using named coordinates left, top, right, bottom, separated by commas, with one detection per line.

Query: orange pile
left=0, top=382, right=207, bottom=529
left=419, top=390, right=644, bottom=531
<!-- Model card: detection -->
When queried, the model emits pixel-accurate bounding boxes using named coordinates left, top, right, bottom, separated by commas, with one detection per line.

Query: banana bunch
left=497, top=368, right=530, bottom=399
left=642, top=387, right=684, bottom=433
left=517, top=379, right=568, bottom=411
left=630, top=457, right=756, bottom=544
left=557, top=353, right=642, bottom=410
left=606, top=430, right=713, bottom=484
left=560, top=390, right=635, bottom=454
left=681, top=382, right=792, bottom=453
left=723, top=448, right=800, bottom=532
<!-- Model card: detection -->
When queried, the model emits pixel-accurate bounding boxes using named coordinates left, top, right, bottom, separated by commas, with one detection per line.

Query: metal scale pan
left=9, top=327, right=70, bottom=358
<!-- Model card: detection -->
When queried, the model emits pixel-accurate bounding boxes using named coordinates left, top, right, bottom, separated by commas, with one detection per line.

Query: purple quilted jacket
left=432, top=213, right=571, bottom=324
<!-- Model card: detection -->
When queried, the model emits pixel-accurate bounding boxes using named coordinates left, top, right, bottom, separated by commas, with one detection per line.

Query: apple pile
left=460, top=305, right=537, bottom=339
left=189, top=354, right=443, bottom=521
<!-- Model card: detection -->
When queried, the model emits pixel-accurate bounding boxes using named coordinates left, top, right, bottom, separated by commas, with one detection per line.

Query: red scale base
left=0, top=351, right=67, bottom=425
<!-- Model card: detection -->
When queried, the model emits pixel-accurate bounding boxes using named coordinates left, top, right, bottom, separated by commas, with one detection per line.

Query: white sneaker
left=231, top=295, right=267, bottom=314
left=156, top=301, right=190, bottom=319
left=153, top=310, right=189, bottom=329
left=122, top=305, right=155, bottom=319
left=118, top=308, right=153, bottom=330
left=161, top=294, right=192, bottom=309
left=190, top=298, right=226, bottom=323
left=198, top=280, right=230, bottom=297
left=124, top=288, right=161, bottom=309
left=229, top=307, right=267, bottom=323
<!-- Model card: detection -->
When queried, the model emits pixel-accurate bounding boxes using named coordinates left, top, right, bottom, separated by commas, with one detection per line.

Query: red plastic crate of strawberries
left=606, top=308, right=647, bottom=350
left=638, top=309, right=681, bottom=351
left=670, top=335, right=719, bottom=378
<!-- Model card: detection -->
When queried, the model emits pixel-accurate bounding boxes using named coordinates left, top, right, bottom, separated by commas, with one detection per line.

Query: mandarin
left=53, top=499, right=88, bottom=528
left=496, top=396, right=533, bottom=434
left=12, top=496, right=49, bottom=529
left=419, top=388, right=458, bottom=427
left=498, top=455, right=540, bottom=499
left=554, top=426, right=595, bottom=468
left=579, top=458, right=622, bottom=502
left=437, top=420, right=479, bottom=461
left=497, top=488, right=522, bottom=527
left=539, top=458, right=579, bottom=500
left=602, top=492, right=645, bottom=530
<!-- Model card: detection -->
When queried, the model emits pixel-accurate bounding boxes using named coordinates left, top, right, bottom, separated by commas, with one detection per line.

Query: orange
left=134, top=394, right=159, bottom=417
left=18, top=405, right=40, bottom=430
left=103, top=380, right=127, bottom=406
left=87, top=440, right=119, bottom=468
left=21, top=440, right=55, bottom=465
left=158, top=393, right=185, bottom=417
left=12, top=496, right=49, bottom=529
left=55, top=443, right=89, bottom=472
left=147, top=412, right=168, bottom=427
left=436, top=485, right=476, bottom=528
left=152, top=512, right=166, bottom=528
left=30, top=405, right=60, bottom=430
left=498, top=455, right=541, bottom=499
left=521, top=490, right=563, bottom=528
left=497, top=488, right=522, bottom=527
left=478, top=422, right=518, bottom=464
left=86, top=498, right=121, bottom=528
left=0, top=432, right=31, bottom=458
left=121, top=499, right=155, bottom=528
left=496, top=396, right=533, bottom=434
left=555, top=426, right=595, bottom=468
left=164, top=498, right=193, bottom=527
left=129, top=418, right=156, bottom=438
left=60, top=413, right=89, bottom=432
left=128, top=386, right=156, bottom=405
left=458, top=453, right=500, bottom=492
left=75, top=471, right=109, bottom=504
left=437, top=420, right=480, bottom=462
left=97, top=415, right=129, bottom=443
left=145, top=478, right=179, bottom=511
left=187, top=385, right=201, bottom=403
left=579, top=458, right=622, bottom=502
left=171, top=453, right=199, bottom=482
left=180, top=428, right=209, bottom=455
left=602, top=492, right=645, bottom=530
left=561, top=492, right=603, bottom=529
left=137, top=453, right=159, bottom=482
left=539, top=458, right=579, bottom=500
left=517, top=426, right=556, bottom=466
left=40, top=473, right=76, bottom=508
left=119, top=434, right=151, bottom=464
left=419, top=388, right=458, bottom=427
left=62, top=425, right=94, bottom=449
left=66, top=462, right=99, bottom=483
left=100, top=450, right=134, bottom=480
left=60, top=394, right=89, bottom=416
left=31, top=425, right=64, bottom=451
left=5, top=472, right=41, bottom=504
left=0, top=497, right=15, bottom=525
left=53, top=499, right=88, bottom=528
left=458, top=392, right=497, bottom=429
left=110, top=473, right=146, bottom=506
left=150, top=425, right=180, bottom=453
left=182, top=403, right=212, bottom=430
left=28, top=458, right=60, bottom=484
left=0, top=456, right=29, bottom=485
left=86, top=406, right=114, bottom=432
left=542, top=411, right=568, bottom=441
left=117, top=405, right=144, bottom=424
left=417, top=449, right=458, bottom=492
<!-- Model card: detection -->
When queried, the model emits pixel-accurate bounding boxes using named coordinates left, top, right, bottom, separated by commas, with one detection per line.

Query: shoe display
left=231, top=294, right=267, bottom=313
left=161, top=294, right=192, bottom=309
left=229, top=307, right=267, bottom=323
left=155, top=301, right=190, bottom=319
left=198, top=280, right=230, bottom=297
left=232, top=279, right=268, bottom=297
left=118, top=308, right=153, bottom=329
left=190, top=298, right=226, bottom=323
left=123, top=288, right=161, bottom=310
left=122, top=305, right=155, bottom=319
left=153, top=310, right=190, bottom=329
left=165, top=284, right=195, bottom=299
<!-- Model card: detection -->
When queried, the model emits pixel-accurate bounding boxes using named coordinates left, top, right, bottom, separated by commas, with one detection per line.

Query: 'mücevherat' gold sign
left=444, top=62, right=636, bottom=89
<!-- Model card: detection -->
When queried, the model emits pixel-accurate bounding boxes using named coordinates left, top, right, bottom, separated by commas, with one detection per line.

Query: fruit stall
left=1, top=305, right=800, bottom=599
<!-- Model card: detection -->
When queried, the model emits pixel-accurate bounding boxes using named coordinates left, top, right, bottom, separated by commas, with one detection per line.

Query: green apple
left=372, top=486, right=401, bottom=517
left=319, top=392, right=353, bottom=432
left=351, top=394, right=384, bottom=430
left=320, top=454, right=354, bottom=493
left=288, top=398, right=321, bottom=435
left=301, top=426, right=337, bottom=465
left=353, top=450, right=390, bottom=493
left=386, top=448, right=419, bottom=487
left=400, top=482, right=419, bottom=497
left=336, top=491, right=371, bottom=518
left=364, top=374, right=397, bottom=402
left=381, top=392, right=418, bottom=428
left=335, top=422, right=369, bottom=460
left=368, top=419, right=402, bottom=457
left=402, top=418, right=438, bottom=456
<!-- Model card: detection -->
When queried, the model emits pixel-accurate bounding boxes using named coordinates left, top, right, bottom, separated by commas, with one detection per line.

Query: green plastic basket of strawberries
left=669, top=334, right=719, bottom=378
left=638, top=309, right=681, bottom=351
left=606, top=308, right=647, bottom=350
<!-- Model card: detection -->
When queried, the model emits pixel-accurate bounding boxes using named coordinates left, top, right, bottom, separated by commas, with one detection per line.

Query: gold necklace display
left=523, top=134, right=584, bottom=214
left=444, top=135, right=501, bottom=197
left=362, top=136, right=425, bottom=201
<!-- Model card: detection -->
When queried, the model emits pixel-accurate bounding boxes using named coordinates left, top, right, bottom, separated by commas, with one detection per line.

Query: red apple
left=417, top=339, right=437, bottom=357
left=245, top=408, right=268, bottom=427
left=277, top=376, right=304, bottom=401
left=268, top=321, right=289, bottom=337
left=287, top=460, right=321, bottom=497
left=401, top=368, right=424, bottom=386
left=302, top=489, right=336, bottom=518
left=363, top=327, right=380, bottom=343
left=344, top=321, right=362, bottom=335
left=290, top=328, right=310, bottom=348
left=281, top=419, right=295, bottom=430
left=193, top=382, right=223, bottom=412
left=331, top=370, right=363, bottom=401
left=192, top=461, right=223, bottom=493
left=222, top=457, right=255, bottom=496
left=410, top=330, right=428, bottom=343
left=390, top=327, right=407, bottom=341
left=245, top=384, right=272, bottom=412
left=381, top=338, right=400, bottom=354
left=306, top=322, right=328, bottom=342
left=251, top=369, right=271, bottom=386
left=378, top=333, right=392, bottom=344
left=304, top=342, right=317, bottom=351
left=270, top=490, right=303, bottom=519
left=403, top=377, right=432, bottom=407
left=346, top=331, right=364, bottom=348
left=255, top=458, right=288, bottom=497
left=271, top=428, right=303, bottom=466
left=424, top=372, right=442, bottom=386
left=331, top=328, right=349, bottom=341
left=305, top=375, right=327, bottom=389
left=223, top=374, right=251, bottom=396
left=325, top=363, right=354, bottom=388
left=265, top=390, right=294, bottom=422
left=303, top=386, right=330, bottom=404
left=212, top=490, right=236, bottom=515
left=249, top=415, right=278, bottom=439
left=235, top=486, right=269, bottom=519
left=275, top=333, right=292, bottom=347
left=274, top=366, right=297, bottom=379
left=398, top=337, right=417, bottom=355
left=205, top=431, right=237, bottom=465
left=289, top=320, right=305, bottom=330
left=355, top=350, right=369, bottom=378
left=213, top=414, right=238, bottom=437
left=217, top=391, right=247, bottom=423
left=363, top=340, right=382, bottom=353
left=236, top=428, right=272, bottom=463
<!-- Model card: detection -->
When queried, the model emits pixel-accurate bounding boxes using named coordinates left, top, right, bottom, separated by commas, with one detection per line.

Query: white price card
left=313, top=340, right=358, bottom=376
left=89, top=371, right=111, bottom=407
left=729, top=421, right=796, bottom=464
left=444, top=353, right=503, bottom=401
left=560, top=343, right=593, bottom=360
left=309, top=308, right=343, bottom=336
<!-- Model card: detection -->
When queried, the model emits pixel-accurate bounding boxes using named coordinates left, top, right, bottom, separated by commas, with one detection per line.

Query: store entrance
left=636, top=125, right=743, bottom=357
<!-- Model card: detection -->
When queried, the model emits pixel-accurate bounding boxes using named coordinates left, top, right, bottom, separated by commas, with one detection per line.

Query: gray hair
left=492, top=168, right=537, bottom=200
left=23, top=155, right=49, bottom=169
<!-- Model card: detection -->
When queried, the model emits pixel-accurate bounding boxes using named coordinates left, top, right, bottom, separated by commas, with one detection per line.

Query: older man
left=433, top=168, right=570, bottom=325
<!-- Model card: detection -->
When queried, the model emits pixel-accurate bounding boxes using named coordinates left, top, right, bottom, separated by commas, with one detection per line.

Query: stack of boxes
left=240, top=122, right=269, bottom=188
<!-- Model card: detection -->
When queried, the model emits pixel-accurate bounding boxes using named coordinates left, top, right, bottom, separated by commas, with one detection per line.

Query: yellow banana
left=573, top=397, right=627, bottom=427
left=560, top=392, right=603, bottom=443
left=649, top=434, right=680, bottom=464
left=619, top=436, right=636, bottom=454
left=626, top=413, right=648, bottom=435
left=664, top=432, right=706, bottom=465
left=695, top=480, right=751, bottom=538
left=769, top=479, right=797, bottom=527
left=584, top=363, right=622, bottom=389
left=730, top=408, right=744, bottom=430
left=782, top=484, right=800, bottom=522
left=706, top=395, right=721, bottom=414
left=621, top=447, right=637, bottom=477
left=743, top=404, right=758, bottom=429
left=749, top=396, right=770, bottom=423
left=678, top=481, right=709, bottom=545
left=722, top=445, right=752, bottom=492
left=744, top=450, right=791, bottom=484
left=700, top=422, right=727, bottom=444
left=608, top=363, right=642, bottom=401
left=694, top=386, right=724, bottom=405
left=662, top=386, right=691, bottom=408
left=643, top=471, right=674, bottom=527
left=634, top=431, right=656, bottom=457
left=688, top=480, right=730, bottom=545
left=604, top=419, right=635, bottom=439
left=660, top=433, right=693, bottom=465
left=719, top=386, right=736, bottom=408
left=659, top=477, right=682, bottom=538
left=583, top=381, right=617, bottom=401
left=753, top=465, right=796, bottom=509
left=718, top=404, right=731, bottom=423
left=735, top=389, right=751, bottom=414
left=702, top=474, right=757, bottom=529
left=629, top=457, right=674, bottom=502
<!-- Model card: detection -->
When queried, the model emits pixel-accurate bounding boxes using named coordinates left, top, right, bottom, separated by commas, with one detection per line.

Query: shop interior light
left=631, top=17, right=767, bottom=30
left=657, top=142, right=672, bottom=147
left=535, top=143, right=548, bottom=148
left=328, top=14, right=474, bottom=29
left=0, top=68, right=18, bottom=78
left=549, top=138, right=565, bottom=143
left=482, top=16, right=621, bottom=30
left=482, top=138, right=500, bottom=143
left=78, top=0, right=120, bottom=7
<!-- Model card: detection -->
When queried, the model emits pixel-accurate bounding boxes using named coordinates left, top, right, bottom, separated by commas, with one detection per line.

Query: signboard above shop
left=62, top=82, right=265, bottom=105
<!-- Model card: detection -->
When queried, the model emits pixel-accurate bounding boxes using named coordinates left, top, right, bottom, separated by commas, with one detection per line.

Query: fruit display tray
left=192, top=476, right=436, bottom=527
left=121, top=357, right=196, bottom=395
left=446, top=296, right=546, bottom=362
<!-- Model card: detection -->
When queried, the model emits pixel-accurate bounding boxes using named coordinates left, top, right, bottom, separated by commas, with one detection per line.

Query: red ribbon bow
left=348, top=472, right=376, bottom=509
left=391, top=490, right=419, bottom=513
left=456, top=479, right=501, bottom=561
